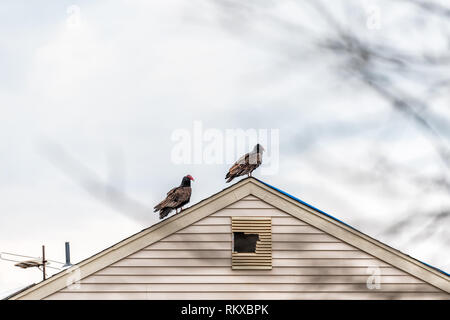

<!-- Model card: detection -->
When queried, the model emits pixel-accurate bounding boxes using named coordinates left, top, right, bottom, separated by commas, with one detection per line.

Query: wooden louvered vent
left=231, top=217, right=272, bottom=269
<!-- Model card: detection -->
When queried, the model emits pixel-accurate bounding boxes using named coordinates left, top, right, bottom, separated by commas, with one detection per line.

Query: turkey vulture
left=154, top=175, right=194, bottom=219
left=225, top=144, right=265, bottom=183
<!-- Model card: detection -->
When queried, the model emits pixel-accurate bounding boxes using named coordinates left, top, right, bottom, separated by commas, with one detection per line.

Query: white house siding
left=45, top=196, right=449, bottom=300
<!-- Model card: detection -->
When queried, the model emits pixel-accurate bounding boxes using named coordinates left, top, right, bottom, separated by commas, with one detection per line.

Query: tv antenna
left=1, top=243, right=72, bottom=281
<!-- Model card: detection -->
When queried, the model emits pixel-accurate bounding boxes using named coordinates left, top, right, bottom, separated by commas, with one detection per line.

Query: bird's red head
left=186, top=175, right=195, bottom=181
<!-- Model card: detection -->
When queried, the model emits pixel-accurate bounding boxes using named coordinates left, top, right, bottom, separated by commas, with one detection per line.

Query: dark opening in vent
left=233, top=232, right=259, bottom=253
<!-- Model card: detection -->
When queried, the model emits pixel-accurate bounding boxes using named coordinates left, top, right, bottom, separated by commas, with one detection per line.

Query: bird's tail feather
left=159, top=207, right=172, bottom=219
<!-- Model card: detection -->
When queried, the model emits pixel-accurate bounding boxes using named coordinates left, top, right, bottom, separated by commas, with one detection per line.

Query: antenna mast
left=42, top=245, right=46, bottom=280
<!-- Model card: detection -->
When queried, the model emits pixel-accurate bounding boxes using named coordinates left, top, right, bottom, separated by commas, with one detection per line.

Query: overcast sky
left=1, top=0, right=449, bottom=297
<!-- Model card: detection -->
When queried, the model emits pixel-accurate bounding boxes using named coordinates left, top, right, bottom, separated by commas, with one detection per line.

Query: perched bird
left=154, top=175, right=194, bottom=219
left=225, top=144, right=265, bottom=183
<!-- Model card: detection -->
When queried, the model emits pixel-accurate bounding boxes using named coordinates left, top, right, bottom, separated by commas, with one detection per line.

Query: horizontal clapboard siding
left=129, top=250, right=373, bottom=259
left=59, top=283, right=439, bottom=292
left=112, top=258, right=390, bottom=267
left=178, top=225, right=319, bottom=233
left=47, top=292, right=450, bottom=300
left=157, top=234, right=344, bottom=243
left=196, top=216, right=306, bottom=225
left=213, top=208, right=287, bottom=216
left=95, top=266, right=410, bottom=276
left=82, top=275, right=424, bottom=284
left=45, top=198, right=448, bottom=300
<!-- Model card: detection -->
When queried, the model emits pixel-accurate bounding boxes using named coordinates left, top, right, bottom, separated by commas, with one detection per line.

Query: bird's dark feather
left=225, top=151, right=262, bottom=183
left=154, top=185, right=192, bottom=219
